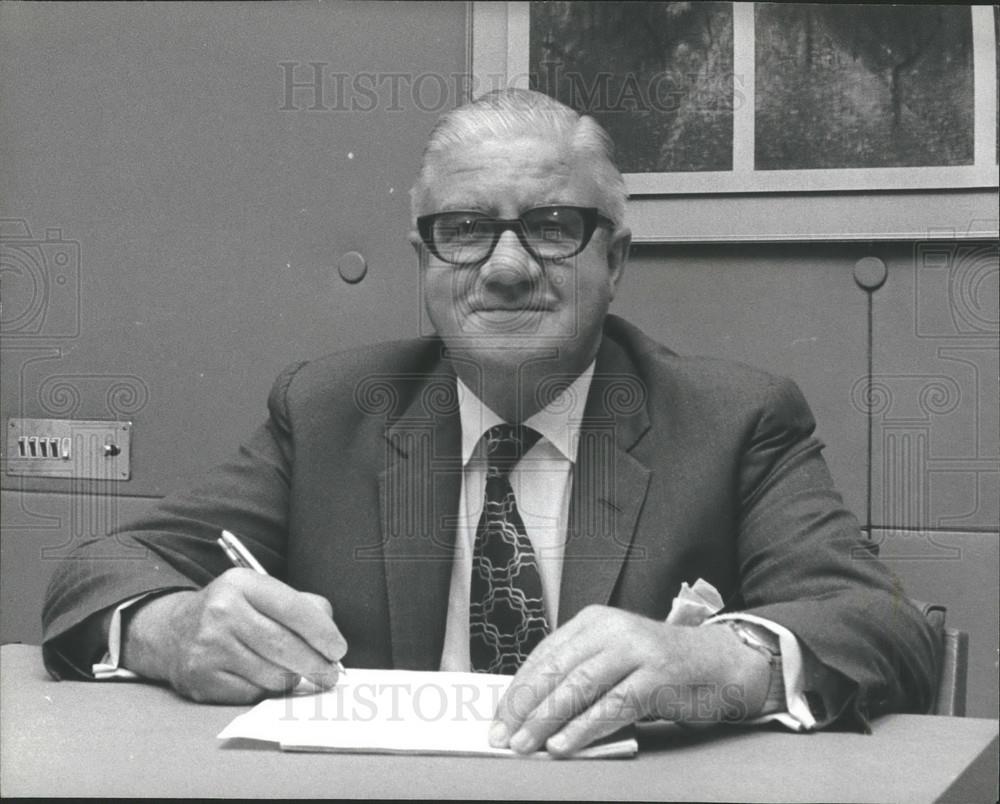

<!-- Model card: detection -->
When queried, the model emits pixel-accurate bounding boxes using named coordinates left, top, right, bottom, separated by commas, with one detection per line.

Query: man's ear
left=607, top=225, right=631, bottom=296
left=408, top=230, right=423, bottom=256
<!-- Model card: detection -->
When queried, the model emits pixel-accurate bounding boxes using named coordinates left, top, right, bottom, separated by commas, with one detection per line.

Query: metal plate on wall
left=5, top=418, right=132, bottom=480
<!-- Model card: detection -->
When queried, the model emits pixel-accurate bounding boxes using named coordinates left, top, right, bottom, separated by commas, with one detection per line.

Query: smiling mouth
left=470, top=309, right=554, bottom=323
left=470, top=305, right=555, bottom=314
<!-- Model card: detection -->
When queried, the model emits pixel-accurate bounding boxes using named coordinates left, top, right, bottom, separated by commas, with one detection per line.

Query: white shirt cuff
left=706, top=613, right=817, bottom=732
left=91, top=594, right=149, bottom=680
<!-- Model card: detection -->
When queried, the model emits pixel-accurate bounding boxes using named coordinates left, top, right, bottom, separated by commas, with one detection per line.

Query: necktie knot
left=483, top=423, right=540, bottom=477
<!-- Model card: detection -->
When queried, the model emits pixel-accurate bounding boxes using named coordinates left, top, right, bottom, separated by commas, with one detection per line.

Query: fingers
left=228, top=596, right=342, bottom=687
left=181, top=665, right=323, bottom=705
left=187, top=670, right=272, bottom=705
left=501, top=651, right=636, bottom=755
left=179, top=652, right=302, bottom=705
left=492, top=606, right=674, bottom=756
left=492, top=606, right=629, bottom=753
left=168, top=570, right=347, bottom=703
left=492, top=612, right=603, bottom=740
left=544, top=675, right=646, bottom=757
left=240, top=574, right=347, bottom=663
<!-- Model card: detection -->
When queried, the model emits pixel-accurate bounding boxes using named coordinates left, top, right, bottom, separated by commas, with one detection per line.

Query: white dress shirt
left=438, top=365, right=596, bottom=671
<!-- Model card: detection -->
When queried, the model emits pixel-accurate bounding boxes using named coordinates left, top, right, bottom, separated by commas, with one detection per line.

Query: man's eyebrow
left=435, top=204, right=492, bottom=214
left=431, top=198, right=581, bottom=216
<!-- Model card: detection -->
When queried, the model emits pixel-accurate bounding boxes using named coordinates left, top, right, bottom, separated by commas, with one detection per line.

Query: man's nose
left=479, top=230, right=541, bottom=288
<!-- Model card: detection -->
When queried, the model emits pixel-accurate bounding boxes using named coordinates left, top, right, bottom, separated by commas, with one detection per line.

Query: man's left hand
left=489, top=605, right=772, bottom=757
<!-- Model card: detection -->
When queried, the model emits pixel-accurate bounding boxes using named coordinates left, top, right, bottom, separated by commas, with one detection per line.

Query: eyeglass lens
left=430, top=207, right=591, bottom=264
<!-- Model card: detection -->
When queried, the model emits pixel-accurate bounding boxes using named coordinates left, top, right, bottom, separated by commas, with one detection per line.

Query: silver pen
left=217, top=529, right=346, bottom=676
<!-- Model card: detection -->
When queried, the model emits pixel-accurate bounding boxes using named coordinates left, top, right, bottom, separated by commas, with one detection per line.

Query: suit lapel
left=377, top=356, right=462, bottom=670
left=558, top=337, right=652, bottom=624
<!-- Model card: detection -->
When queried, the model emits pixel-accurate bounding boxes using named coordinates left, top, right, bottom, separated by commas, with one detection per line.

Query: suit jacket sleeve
left=734, top=376, right=940, bottom=725
left=40, top=361, right=306, bottom=680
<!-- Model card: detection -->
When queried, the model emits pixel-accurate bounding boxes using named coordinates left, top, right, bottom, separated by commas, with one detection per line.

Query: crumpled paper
left=664, top=578, right=725, bottom=626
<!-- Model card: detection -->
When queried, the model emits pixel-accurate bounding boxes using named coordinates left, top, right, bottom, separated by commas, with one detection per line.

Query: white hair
left=410, top=88, right=628, bottom=226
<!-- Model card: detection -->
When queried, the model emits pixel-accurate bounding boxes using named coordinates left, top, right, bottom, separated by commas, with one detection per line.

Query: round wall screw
left=853, top=256, right=887, bottom=292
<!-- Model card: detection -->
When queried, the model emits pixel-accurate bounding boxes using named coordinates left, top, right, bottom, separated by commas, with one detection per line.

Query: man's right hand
left=120, top=569, right=347, bottom=704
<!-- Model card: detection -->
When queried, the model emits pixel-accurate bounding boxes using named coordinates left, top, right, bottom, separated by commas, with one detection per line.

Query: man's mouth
left=468, top=303, right=556, bottom=313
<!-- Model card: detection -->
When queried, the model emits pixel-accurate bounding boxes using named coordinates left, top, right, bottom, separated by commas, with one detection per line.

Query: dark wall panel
left=615, top=243, right=870, bottom=519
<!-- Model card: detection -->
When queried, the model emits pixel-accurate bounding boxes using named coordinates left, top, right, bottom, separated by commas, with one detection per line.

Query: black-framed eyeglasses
left=416, top=205, right=615, bottom=266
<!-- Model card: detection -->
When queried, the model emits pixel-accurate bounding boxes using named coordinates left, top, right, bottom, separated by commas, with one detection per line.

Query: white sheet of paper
left=217, top=668, right=637, bottom=759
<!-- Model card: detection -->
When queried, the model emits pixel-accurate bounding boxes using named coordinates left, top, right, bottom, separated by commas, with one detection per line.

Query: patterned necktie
left=470, top=423, right=549, bottom=674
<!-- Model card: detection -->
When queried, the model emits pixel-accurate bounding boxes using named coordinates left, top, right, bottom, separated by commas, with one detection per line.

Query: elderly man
left=43, top=89, right=938, bottom=757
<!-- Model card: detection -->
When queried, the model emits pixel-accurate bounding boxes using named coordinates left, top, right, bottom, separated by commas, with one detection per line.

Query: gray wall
left=2, top=2, right=997, bottom=718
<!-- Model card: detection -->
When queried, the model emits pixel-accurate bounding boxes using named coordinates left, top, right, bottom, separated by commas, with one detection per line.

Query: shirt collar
left=456, top=362, right=596, bottom=465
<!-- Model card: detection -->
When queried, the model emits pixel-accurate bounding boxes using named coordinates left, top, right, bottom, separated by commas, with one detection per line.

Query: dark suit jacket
left=42, top=315, right=939, bottom=724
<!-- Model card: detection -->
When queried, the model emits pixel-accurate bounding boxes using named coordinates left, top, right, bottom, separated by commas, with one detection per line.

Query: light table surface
left=2, top=645, right=996, bottom=801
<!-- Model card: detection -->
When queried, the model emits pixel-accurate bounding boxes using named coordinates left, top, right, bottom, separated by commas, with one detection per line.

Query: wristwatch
left=725, top=620, right=785, bottom=715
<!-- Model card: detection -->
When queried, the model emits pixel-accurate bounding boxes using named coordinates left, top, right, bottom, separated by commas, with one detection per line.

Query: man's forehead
left=449, top=131, right=570, bottom=162
left=425, top=133, right=600, bottom=210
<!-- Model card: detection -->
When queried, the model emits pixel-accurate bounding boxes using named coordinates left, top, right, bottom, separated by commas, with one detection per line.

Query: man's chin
left=431, top=309, right=599, bottom=371
left=441, top=333, right=585, bottom=374
left=443, top=311, right=565, bottom=347
left=444, top=338, right=563, bottom=358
